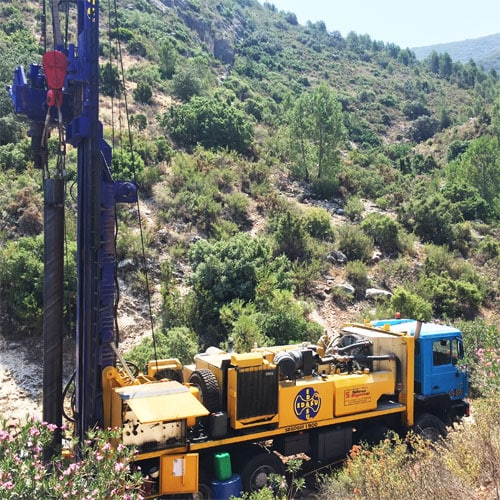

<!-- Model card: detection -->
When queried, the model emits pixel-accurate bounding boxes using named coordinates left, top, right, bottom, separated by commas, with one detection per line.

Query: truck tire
left=189, top=369, right=220, bottom=413
left=239, top=451, right=285, bottom=492
left=414, top=413, right=447, bottom=441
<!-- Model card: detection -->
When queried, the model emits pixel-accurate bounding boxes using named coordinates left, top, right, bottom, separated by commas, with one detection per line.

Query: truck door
left=430, top=338, right=468, bottom=399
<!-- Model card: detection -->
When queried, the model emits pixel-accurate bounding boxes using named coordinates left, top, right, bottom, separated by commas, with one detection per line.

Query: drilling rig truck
left=7, top=0, right=469, bottom=498
left=102, top=317, right=469, bottom=497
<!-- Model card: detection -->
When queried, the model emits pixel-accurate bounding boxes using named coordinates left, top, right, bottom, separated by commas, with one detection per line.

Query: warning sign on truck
left=344, top=387, right=371, bottom=406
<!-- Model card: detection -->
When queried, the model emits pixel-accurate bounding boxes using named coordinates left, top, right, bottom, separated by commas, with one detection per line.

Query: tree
left=408, top=115, right=439, bottom=143
left=133, top=81, right=152, bottom=104
left=287, top=84, right=344, bottom=182
left=274, top=210, right=310, bottom=261
left=440, top=52, right=453, bottom=78
left=171, top=57, right=212, bottom=101
left=159, top=38, right=177, bottom=79
left=448, top=136, right=500, bottom=217
left=100, top=63, right=122, bottom=97
left=164, top=97, right=254, bottom=153
left=188, top=234, right=292, bottom=346
left=428, top=51, right=440, bottom=74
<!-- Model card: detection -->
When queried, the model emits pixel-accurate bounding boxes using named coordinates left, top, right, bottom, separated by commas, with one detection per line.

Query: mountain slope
left=0, top=0, right=499, bottom=350
left=412, top=33, right=500, bottom=72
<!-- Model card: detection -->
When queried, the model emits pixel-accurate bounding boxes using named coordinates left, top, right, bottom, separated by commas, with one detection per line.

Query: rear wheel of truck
left=239, top=450, right=285, bottom=492
left=189, top=369, right=221, bottom=413
left=414, top=413, right=447, bottom=441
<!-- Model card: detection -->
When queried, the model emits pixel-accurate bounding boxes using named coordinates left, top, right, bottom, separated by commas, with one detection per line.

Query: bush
left=0, top=235, right=44, bottom=334
left=0, top=115, right=25, bottom=146
left=100, top=63, right=123, bottom=97
left=403, top=101, right=430, bottom=120
left=273, top=209, right=311, bottom=262
left=133, top=81, right=152, bottom=104
left=344, top=196, right=364, bottom=221
left=188, top=234, right=292, bottom=346
left=406, top=193, right=460, bottom=246
left=345, top=260, right=369, bottom=298
left=258, top=290, right=322, bottom=345
left=126, top=326, right=199, bottom=368
left=112, top=147, right=145, bottom=181
left=310, top=176, right=339, bottom=200
left=321, top=432, right=474, bottom=499
left=457, top=319, right=499, bottom=398
left=417, top=273, right=483, bottom=319
left=0, top=420, right=143, bottom=498
left=303, top=207, right=334, bottom=241
left=408, top=115, right=439, bottom=142
left=389, top=287, right=433, bottom=321
left=337, top=225, right=373, bottom=263
left=361, top=213, right=402, bottom=255
left=164, top=97, right=254, bottom=153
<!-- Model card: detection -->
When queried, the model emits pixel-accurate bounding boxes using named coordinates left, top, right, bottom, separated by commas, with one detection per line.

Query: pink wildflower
left=114, top=462, right=125, bottom=472
left=29, top=427, right=40, bottom=437
left=2, top=481, right=14, bottom=490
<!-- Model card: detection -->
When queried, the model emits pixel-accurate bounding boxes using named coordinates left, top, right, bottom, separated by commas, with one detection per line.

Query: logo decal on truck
left=294, top=387, right=321, bottom=421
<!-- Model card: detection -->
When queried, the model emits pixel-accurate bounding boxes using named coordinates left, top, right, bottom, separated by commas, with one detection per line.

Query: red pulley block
left=42, top=50, right=68, bottom=107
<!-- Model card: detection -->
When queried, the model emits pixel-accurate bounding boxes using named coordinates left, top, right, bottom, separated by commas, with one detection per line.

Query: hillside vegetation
left=1, top=0, right=499, bottom=344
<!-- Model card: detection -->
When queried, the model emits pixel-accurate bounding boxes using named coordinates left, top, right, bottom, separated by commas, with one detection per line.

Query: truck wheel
left=195, top=482, right=212, bottom=500
left=414, top=413, right=447, bottom=441
left=239, top=451, right=285, bottom=492
left=189, top=369, right=220, bottom=413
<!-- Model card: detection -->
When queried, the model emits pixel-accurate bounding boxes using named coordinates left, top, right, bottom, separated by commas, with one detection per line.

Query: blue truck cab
left=371, top=319, right=470, bottom=427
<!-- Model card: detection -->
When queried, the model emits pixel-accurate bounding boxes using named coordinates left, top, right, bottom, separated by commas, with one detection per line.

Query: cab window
left=433, top=340, right=451, bottom=366
left=433, top=339, right=460, bottom=366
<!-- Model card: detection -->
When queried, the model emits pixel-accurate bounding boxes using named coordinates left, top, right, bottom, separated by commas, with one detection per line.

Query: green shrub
left=100, top=63, right=122, bottom=97
left=259, top=290, right=322, bottom=345
left=112, top=147, right=145, bottom=181
left=416, top=273, right=483, bottom=319
left=188, top=234, right=292, bottom=346
left=133, top=81, right=152, bottom=104
left=361, top=212, right=402, bottom=255
left=0, top=235, right=44, bottom=334
left=126, top=326, right=199, bottom=368
left=456, top=319, right=499, bottom=398
left=389, top=287, right=433, bottom=321
left=337, top=225, right=373, bottom=263
left=273, top=209, right=311, bottom=262
left=223, top=192, right=250, bottom=228
left=477, top=236, right=500, bottom=261
left=303, top=207, right=334, bottom=241
left=310, top=176, right=339, bottom=200
left=164, top=97, right=254, bottom=153
left=344, top=196, right=364, bottom=221
left=404, top=192, right=460, bottom=246
left=345, top=260, right=369, bottom=298
left=0, top=140, right=31, bottom=171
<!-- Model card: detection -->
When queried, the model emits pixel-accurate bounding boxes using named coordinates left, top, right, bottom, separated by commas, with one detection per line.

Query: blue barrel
left=210, top=473, right=242, bottom=499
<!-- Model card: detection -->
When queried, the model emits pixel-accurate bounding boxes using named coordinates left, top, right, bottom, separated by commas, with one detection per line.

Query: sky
left=259, top=0, right=500, bottom=48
